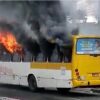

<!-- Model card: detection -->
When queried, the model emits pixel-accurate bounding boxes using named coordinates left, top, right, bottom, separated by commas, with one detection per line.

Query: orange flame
left=0, top=30, right=23, bottom=54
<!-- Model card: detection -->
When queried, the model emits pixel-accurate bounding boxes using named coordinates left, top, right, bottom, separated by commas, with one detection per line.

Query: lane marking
left=69, top=97, right=81, bottom=100
left=0, top=97, right=20, bottom=100
left=60, top=97, right=81, bottom=100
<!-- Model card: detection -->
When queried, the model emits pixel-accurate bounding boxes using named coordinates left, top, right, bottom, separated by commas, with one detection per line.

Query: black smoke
left=0, top=1, right=72, bottom=62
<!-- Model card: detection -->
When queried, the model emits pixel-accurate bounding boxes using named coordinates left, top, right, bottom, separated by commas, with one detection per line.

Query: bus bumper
left=73, top=80, right=100, bottom=87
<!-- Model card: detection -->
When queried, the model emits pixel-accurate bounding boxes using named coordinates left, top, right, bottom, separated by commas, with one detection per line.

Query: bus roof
left=72, top=34, right=100, bottom=38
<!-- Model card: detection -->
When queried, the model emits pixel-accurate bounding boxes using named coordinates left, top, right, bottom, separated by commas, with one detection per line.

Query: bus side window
left=65, top=46, right=72, bottom=62
left=50, top=48, right=59, bottom=62
left=13, top=54, right=20, bottom=62
left=36, top=53, right=45, bottom=62
left=0, top=51, right=12, bottom=62
left=57, top=44, right=72, bottom=63
left=23, top=51, right=31, bottom=62
left=2, top=52, right=11, bottom=61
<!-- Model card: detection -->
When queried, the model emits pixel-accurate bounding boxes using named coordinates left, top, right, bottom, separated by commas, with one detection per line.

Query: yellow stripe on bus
left=31, top=62, right=72, bottom=70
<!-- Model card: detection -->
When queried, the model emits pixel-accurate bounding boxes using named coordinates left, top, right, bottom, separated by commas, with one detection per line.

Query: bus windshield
left=76, top=38, right=100, bottom=54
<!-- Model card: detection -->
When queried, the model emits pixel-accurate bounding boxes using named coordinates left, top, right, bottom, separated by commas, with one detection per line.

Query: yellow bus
left=72, top=35, right=100, bottom=88
left=0, top=34, right=100, bottom=92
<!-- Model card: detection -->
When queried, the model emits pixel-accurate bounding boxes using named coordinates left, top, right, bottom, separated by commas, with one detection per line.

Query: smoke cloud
left=0, top=1, right=72, bottom=61
left=0, top=0, right=100, bottom=62
left=60, top=0, right=100, bottom=34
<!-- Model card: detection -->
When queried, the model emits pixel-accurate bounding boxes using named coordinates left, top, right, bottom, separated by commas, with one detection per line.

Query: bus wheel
left=57, top=88, right=70, bottom=93
left=28, top=75, right=38, bottom=92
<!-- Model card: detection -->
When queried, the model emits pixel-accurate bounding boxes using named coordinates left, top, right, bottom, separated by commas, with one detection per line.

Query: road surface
left=0, top=84, right=100, bottom=100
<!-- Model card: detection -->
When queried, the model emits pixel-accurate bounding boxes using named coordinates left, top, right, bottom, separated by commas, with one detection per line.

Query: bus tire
left=28, top=75, right=38, bottom=92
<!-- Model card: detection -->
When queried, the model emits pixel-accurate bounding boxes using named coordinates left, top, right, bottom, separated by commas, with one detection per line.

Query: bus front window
left=76, top=38, right=100, bottom=54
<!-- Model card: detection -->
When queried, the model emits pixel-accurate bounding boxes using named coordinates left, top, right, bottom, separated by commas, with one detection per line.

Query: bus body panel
left=30, top=62, right=73, bottom=88
left=0, top=62, right=30, bottom=86
left=0, top=62, right=73, bottom=88
left=73, top=55, right=100, bottom=87
left=72, top=36, right=100, bottom=87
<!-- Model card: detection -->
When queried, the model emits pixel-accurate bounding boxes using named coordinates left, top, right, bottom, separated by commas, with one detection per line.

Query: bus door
left=73, top=38, right=100, bottom=87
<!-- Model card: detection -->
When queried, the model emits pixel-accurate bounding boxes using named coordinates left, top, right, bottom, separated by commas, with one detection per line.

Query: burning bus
left=0, top=1, right=100, bottom=93
left=0, top=21, right=99, bottom=92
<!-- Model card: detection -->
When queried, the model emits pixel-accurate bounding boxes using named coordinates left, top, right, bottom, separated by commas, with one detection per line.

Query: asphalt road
left=0, top=84, right=100, bottom=100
